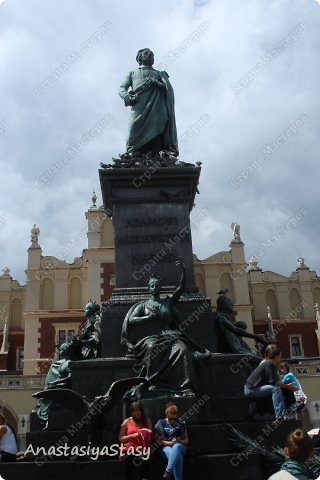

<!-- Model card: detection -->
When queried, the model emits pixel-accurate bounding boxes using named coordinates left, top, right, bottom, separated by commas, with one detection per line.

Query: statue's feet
left=123, top=382, right=146, bottom=400
left=42, top=420, right=49, bottom=431
left=173, top=389, right=195, bottom=398
left=159, top=149, right=178, bottom=158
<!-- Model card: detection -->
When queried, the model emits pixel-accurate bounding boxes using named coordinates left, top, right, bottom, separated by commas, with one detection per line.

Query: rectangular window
left=16, top=347, right=24, bottom=371
left=58, top=329, right=76, bottom=346
left=53, top=323, right=81, bottom=351
left=289, top=335, right=304, bottom=358
left=58, top=330, right=66, bottom=346
left=67, top=329, right=75, bottom=341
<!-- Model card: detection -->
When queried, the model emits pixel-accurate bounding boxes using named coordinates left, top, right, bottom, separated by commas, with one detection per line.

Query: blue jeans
left=161, top=443, right=186, bottom=480
left=244, top=384, right=286, bottom=416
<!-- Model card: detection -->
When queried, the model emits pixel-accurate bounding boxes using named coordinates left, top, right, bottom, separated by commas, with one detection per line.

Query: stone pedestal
left=24, top=354, right=300, bottom=480
left=99, top=164, right=200, bottom=290
left=99, top=163, right=216, bottom=356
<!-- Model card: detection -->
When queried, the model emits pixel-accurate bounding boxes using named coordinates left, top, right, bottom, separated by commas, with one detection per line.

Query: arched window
left=40, top=278, right=54, bottom=310
left=10, top=298, right=22, bottom=328
left=69, top=277, right=81, bottom=309
left=266, top=290, right=278, bottom=319
left=0, top=406, right=18, bottom=434
left=220, top=273, right=234, bottom=302
left=289, top=288, right=303, bottom=319
left=101, top=219, right=114, bottom=247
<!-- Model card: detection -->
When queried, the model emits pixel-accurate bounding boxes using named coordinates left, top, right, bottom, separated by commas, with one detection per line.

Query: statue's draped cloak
left=119, top=67, right=178, bottom=153
left=38, top=318, right=101, bottom=421
left=121, top=297, right=205, bottom=397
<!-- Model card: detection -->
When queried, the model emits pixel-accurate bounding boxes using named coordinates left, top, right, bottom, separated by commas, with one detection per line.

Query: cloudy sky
left=0, top=0, right=319, bottom=284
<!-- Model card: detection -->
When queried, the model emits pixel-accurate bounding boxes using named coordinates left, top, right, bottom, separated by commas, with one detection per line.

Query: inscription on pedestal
left=114, top=204, right=195, bottom=287
left=99, top=166, right=201, bottom=289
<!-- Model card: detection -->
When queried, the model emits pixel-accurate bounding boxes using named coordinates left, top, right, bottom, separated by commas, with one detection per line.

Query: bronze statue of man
left=119, top=48, right=179, bottom=156
left=215, top=292, right=267, bottom=358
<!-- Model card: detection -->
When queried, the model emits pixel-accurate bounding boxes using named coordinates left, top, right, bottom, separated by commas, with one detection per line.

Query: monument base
left=23, top=355, right=300, bottom=480
left=0, top=454, right=265, bottom=480
left=99, top=162, right=218, bottom=356
left=19, top=161, right=297, bottom=480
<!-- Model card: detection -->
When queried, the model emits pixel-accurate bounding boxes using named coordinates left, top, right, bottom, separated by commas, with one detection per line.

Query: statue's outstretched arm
left=171, top=258, right=186, bottom=304
left=223, top=318, right=266, bottom=344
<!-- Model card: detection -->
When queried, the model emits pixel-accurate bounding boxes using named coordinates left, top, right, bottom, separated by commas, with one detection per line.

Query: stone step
left=30, top=395, right=256, bottom=433
left=27, top=419, right=300, bottom=454
left=0, top=453, right=263, bottom=480
left=187, top=419, right=300, bottom=453
left=70, top=354, right=255, bottom=400
left=122, top=395, right=254, bottom=425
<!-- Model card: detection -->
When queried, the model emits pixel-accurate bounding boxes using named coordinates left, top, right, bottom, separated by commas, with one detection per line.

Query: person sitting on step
left=0, top=412, right=17, bottom=462
left=119, top=400, right=153, bottom=480
left=244, top=345, right=298, bottom=420
left=155, top=402, right=189, bottom=480
left=269, top=428, right=316, bottom=479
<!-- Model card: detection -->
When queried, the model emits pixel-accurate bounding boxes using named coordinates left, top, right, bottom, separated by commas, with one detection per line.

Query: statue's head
left=136, top=48, right=154, bottom=67
left=217, top=294, right=234, bottom=313
left=148, top=275, right=161, bottom=296
left=84, top=300, right=100, bottom=318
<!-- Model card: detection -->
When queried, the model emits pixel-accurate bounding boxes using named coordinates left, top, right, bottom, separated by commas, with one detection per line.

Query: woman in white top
left=0, top=412, right=17, bottom=462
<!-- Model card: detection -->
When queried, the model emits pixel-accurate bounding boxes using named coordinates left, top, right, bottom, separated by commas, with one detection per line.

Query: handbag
left=294, top=388, right=307, bottom=407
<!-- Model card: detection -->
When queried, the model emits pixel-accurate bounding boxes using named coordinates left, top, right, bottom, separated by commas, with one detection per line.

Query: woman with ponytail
left=269, top=429, right=317, bottom=479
